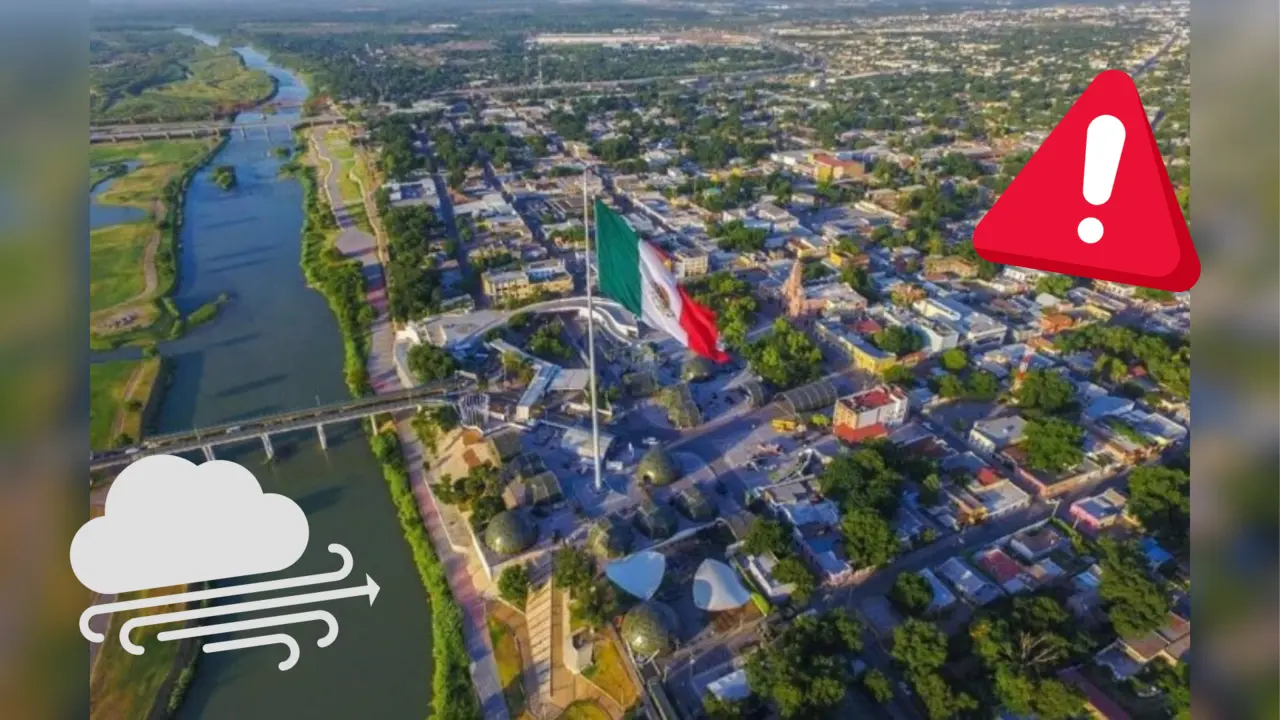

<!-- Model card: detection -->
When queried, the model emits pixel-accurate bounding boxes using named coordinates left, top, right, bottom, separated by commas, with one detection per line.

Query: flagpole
left=583, top=165, right=604, bottom=493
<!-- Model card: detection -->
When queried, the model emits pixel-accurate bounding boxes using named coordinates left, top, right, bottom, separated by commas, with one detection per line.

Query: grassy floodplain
left=89, top=137, right=222, bottom=347
left=88, top=584, right=189, bottom=720
left=91, top=31, right=275, bottom=124
left=88, top=357, right=163, bottom=450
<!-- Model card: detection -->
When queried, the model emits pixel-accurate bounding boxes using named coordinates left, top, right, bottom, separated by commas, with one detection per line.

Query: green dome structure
left=588, top=515, right=635, bottom=559
left=635, top=447, right=678, bottom=486
left=484, top=511, right=536, bottom=556
left=635, top=501, right=678, bottom=540
left=621, top=602, right=678, bottom=657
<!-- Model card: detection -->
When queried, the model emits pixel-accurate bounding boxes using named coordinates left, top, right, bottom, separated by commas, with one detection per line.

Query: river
left=115, top=30, right=432, bottom=719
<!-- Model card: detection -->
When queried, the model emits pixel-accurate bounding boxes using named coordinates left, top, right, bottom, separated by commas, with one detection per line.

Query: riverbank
left=301, top=125, right=479, bottom=717
left=88, top=354, right=167, bottom=450
left=89, top=134, right=228, bottom=350
left=286, top=144, right=373, bottom=396
left=371, top=425, right=482, bottom=719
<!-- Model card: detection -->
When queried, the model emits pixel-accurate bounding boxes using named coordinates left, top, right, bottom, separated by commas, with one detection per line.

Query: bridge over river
left=89, top=114, right=348, bottom=144
left=91, top=381, right=463, bottom=473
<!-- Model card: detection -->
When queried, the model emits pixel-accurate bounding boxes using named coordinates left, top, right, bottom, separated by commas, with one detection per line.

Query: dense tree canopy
left=840, top=507, right=900, bottom=570
left=746, top=320, right=823, bottom=390
left=1056, top=324, right=1190, bottom=398
left=1015, top=369, right=1077, bottom=415
left=890, top=572, right=934, bottom=616
left=746, top=610, right=864, bottom=718
left=892, top=618, right=949, bottom=676
left=1099, top=539, right=1171, bottom=637
left=685, top=272, right=758, bottom=350
left=407, top=343, right=457, bottom=383
left=1127, top=466, right=1190, bottom=553
left=872, top=325, right=924, bottom=356
left=1022, top=417, right=1085, bottom=473
left=497, top=564, right=530, bottom=609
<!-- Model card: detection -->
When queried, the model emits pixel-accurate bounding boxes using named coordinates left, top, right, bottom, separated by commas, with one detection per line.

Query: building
left=918, top=568, right=958, bottom=613
left=936, top=557, right=1002, bottom=606
left=945, top=469, right=1032, bottom=525
left=1095, top=612, right=1191, bottom=680
left=762, top=480, right=853, bottom=582
left=816, top=321, right=898, bottom=374
left=1069, top=489, right=1129, bottom=534
left=811, top=152, right=865, bottom=182
left=833, top=385, right=908, bottom=442
left=743, top=551, right=797, bottom=602
left=969, top=415, right=1028, bottom=454
left=923, top=255, right=979, bottom=279
left=1009, top=526, right=1066, bottom=561
left=915, top=317, right=961, bottom=353
left=673, top=248, right=708, bottom=278
left=976, top=547, right=1030, bottom=594
left=481, top=260, right=574, bottom=304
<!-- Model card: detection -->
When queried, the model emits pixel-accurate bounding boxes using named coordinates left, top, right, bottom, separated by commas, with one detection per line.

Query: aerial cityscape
left=88, top=1, right=1192, bottom=719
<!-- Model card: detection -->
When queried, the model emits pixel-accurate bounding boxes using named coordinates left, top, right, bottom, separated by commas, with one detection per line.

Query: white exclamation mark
left=1077, top=114, right=1126, bottom=244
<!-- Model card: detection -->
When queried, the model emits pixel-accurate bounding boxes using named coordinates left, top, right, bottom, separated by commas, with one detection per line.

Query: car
left=225, top=425, right=242, bottom=434
left=124, top=448, right=141, bottom=456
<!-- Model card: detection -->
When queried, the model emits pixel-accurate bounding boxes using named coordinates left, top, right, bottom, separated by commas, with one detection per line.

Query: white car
left=642, top=437, right=659, bottom=446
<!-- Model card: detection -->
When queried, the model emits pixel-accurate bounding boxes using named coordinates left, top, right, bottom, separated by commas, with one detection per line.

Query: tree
left=891, top=572, right=934, bottom=616
left=881, top=364, right=915, bottom=387
left=939, top=348, right=968, bottom=372
left=872, top=325, right=923, bottom=356
left=1015, top=369, right=1076, bottom=415
left=1022, top=418, right=1084, bottom=473
left=862, top=669, right=894, bottom=704
left=938, top=373, right=966, bottom=398
left=910, top=671, right=978, bottom=720
left=773, top=556, right=816, bottom=603
left=497, top=564, right=530, bottom=609
left=1098, top=539, right=1171, bottom=637
left=1142, top=661, right=1190, bottom=720
left=746, top=610, right=863, bottom=718
left=809, top=413, right=830, bottom=429
left=819, top=445, right=901, bottom=512
left=892, top=618, right=948, bottom=675
left=920, top=473, right=943, bottom=506
left=702, top=693, right=745, bottom=720
left=407, top=343, right=457, bottom=383
left=1035, top=274, right=1075, bottom=297
left=743, top=518, right=793, bottom=557
left=967, top=370, right=1000, bottom=400
left=1127, top=466, right=1190, bottom=552
left=746, top=319, right=823, bottom=390
left=553, top=546, right=595, bottom=594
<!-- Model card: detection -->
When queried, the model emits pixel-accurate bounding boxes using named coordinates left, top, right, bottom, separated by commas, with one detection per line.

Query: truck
left=770, top=418, right=808, bottom=433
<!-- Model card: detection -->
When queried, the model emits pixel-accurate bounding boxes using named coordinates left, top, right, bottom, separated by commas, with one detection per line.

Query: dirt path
left=108, top=363, right=147, bottom=441
left=90, top=199, right=165, bottom=332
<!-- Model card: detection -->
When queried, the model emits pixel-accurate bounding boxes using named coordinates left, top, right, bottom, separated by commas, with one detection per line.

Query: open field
left=583, top=634, right=639, bottom=709
left=89, top=138, right=219, bottom=339
left=90, top=223, right=154, bottom=314
left=92, top=40, right=275, bottom=124
left=88, top=584, right=188, bottom=720
left=558, top=700, right=611, bottom=720
left=89, top=357, right=162, bottom=450
left=488, top=616, right=530, bottom=719
left=90, top=139, right=216, bottom=209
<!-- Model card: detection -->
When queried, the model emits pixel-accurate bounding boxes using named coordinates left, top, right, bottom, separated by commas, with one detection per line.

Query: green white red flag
left=594, top=200, right=729, bottom=363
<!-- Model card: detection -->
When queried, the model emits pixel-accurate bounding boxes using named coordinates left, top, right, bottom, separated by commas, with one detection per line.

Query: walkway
left=325, top=125, right=507, bottom=718
left=311, top=131, right=399, bottom=393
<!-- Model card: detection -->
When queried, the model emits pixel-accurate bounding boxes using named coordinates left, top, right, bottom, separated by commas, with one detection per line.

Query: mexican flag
left=595, top=200, right=729, bottom=363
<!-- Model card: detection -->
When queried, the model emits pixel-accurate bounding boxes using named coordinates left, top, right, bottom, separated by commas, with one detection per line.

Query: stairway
left=526, top=570, right=555, bottom=716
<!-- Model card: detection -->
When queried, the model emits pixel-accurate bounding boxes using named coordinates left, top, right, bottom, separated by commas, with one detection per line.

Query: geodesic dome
left=635, top=447, right=677, bottom=486
left=621, top=602, right=678, bottom=657
left=484, top=511, right=536, bottom=555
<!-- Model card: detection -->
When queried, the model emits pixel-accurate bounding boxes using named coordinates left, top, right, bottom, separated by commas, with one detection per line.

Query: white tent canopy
left=605, top=550, right=665, bottom=600
left=692, top=559, right=751, bottom=611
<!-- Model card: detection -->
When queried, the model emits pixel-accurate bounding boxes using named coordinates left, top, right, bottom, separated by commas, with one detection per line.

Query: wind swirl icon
left=79, top=544, right=378, bottom=671
left=73, top=456, right=379, bottom=671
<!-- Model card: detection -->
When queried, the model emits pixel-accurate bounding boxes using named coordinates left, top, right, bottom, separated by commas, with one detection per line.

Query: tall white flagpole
left=583, top=166, right=604, bottom=493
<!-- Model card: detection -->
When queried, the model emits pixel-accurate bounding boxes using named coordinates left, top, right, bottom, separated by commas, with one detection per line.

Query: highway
left=90, top=381, right=460, bottom=472
left=89, top=114, right=348, bottom=144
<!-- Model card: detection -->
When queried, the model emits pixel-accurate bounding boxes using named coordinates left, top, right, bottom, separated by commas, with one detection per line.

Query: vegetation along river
left=104, top=30, right=432, bottom=719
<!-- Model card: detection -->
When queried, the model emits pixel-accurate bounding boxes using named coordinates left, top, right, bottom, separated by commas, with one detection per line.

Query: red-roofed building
left=811, top=153, right=866, bottom=181
left=835, top=423, right=888, bottom=445
left=976, top=467, right=1005, bottom=487
left=976, top=547, right=1029, bottom=593
left=833, top=385, right=908, bottom=440
left=853, top=317, right=882, bottom=335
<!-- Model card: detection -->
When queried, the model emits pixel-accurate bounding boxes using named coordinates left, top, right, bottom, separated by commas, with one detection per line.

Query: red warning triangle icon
left=974, top=70, right=1199, bottom=292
